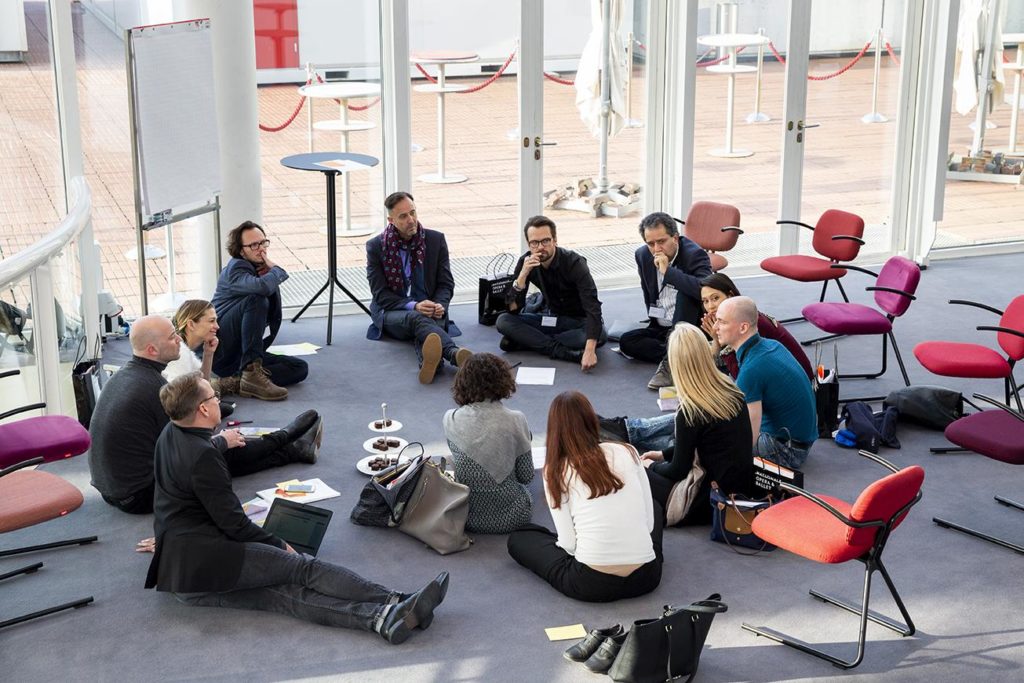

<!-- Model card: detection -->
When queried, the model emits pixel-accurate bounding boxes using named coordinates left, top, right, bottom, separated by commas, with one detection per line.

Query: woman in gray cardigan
left=443, top=353, right=534, bottom=534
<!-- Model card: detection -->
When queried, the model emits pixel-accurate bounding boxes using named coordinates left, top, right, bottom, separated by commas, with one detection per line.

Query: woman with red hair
left=507, top=391, right=663, bottom=602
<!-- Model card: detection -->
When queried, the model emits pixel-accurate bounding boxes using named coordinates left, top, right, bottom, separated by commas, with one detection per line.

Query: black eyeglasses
left=243, top=239, right=271, bottom=250
left=198, top=391, right=220, bottom=408
left=528, top=238, right=553, bottom=249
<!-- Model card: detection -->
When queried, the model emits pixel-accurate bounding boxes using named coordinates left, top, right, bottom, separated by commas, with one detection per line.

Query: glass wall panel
left=0, top=274, right=42, bottom=415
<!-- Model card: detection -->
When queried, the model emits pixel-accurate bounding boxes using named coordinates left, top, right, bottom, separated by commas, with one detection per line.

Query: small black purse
left=350, top=445, right=425, bottom=527
left=608, top=594, right=728, bottom=683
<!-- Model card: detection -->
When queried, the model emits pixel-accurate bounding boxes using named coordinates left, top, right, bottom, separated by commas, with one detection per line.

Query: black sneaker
left=598, top=415, right=629, bottom=443
left=499, top=336, right=520, bottom=353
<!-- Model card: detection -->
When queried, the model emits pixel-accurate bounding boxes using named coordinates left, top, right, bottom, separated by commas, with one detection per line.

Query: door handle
left=797, top=121, right=820, bottom=130
left=534, top=137, right=557, bottom=147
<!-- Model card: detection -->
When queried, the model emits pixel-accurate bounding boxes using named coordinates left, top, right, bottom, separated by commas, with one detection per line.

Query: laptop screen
left=262, top=498, right=333, bottom=556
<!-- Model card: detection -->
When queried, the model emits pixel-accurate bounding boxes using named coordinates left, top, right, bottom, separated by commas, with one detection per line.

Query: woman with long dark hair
left=507, top=391, right=662, bottom=602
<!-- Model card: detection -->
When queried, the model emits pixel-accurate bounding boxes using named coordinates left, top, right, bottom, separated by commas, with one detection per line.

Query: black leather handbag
left=608, top=594, right=728, bottom=683
left=350, top=446, right=425, bottom=527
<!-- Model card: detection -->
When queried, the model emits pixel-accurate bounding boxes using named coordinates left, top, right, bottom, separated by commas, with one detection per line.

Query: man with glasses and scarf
left=365, top=191, right=472, bottom=384
left=211, top=221, right=308, bottom=401
left=496, top=215, right=606, bottom=371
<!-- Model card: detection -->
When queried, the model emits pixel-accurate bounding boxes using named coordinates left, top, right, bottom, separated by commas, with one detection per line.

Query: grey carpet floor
left=3, top=252, right=1024, bottom=682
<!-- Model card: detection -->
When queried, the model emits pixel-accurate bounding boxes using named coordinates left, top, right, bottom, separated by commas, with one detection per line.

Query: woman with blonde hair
left=507, top=391, right=662, bottom=603
left=164, top=299, right=221, bottom=384
left=641, top=323, right=754, bottom=526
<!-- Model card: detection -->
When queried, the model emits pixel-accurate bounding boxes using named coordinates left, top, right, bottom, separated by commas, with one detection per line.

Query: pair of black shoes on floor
left=564, top=624, right=626, bottom=674
left=378, top=571, right=450, bottom=645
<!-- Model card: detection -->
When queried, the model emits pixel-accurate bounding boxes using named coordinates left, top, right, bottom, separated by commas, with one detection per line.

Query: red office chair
left=913, top=295, right=1024, bottom=413
left=932, top=393, right=1024, bottom=554
left=742, top=451, right=924, bottom=670
left=802, top=256, right=921, bottom=395
left=761, top=209, right=866, bottom=324
left=0, top=369, right=96, bottom=630
left=675, top=201, right=743, bottom=272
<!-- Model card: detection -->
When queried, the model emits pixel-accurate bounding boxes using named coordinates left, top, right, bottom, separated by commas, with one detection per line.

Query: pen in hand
left=509, top=361, right=523, bottom=369
left=227, top=420, right=253, bottom=427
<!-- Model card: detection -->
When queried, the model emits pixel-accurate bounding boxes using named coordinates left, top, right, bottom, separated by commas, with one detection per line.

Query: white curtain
left=574, top=0, right=628, bottom=138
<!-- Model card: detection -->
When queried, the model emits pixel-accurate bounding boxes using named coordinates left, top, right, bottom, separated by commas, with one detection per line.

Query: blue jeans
left=495, top=312, right=606, bottom=356
left=213, top=294, right=308, bottom=386
left=381, top=309, right=457, bottom=365
left=754, top=431, right=811, bottom=470
left=625, top=413, right=675, bottom=452
left=175, top=542, right=397, bottom=632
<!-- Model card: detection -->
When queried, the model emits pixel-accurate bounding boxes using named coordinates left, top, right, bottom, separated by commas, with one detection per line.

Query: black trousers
left=101, top=431, right=300, bottom=515
left=506, top=502, right=664, bottom=603
left=645, top=467, right=713, bottom=526
left=618, top=323, right=671, bottom=364
left=213, top=294, right=308, bottom=386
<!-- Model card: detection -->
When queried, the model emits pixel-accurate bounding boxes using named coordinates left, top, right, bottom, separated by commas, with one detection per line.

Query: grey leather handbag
left=397, top=457, right=473, bottom=555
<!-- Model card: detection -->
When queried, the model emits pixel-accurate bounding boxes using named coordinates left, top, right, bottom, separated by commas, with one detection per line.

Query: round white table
left=411, top=50, right=478, bottom=184
left=298, top=81, right=381, bottom=236
left=697, top=33, right=770, bottom=158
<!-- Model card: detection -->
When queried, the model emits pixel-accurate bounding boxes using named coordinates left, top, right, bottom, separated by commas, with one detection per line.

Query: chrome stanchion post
left=306, top=62, right=314, bottom=152
left=746, top=27, right=770, bottom=123
left=862, top=27, right=888, bottom=123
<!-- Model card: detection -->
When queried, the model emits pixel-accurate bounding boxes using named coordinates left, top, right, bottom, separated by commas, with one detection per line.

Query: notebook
left=261, top=498, right=333, bottom=556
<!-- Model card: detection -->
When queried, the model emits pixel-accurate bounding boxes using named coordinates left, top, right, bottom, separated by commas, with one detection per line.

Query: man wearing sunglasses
left=211, top=221, right=307, bottom=401
left=496, top=215, right=605, bottom=371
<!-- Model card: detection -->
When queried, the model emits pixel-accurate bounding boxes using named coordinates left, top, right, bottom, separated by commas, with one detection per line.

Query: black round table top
left=280, top=151, right=380, bottom=173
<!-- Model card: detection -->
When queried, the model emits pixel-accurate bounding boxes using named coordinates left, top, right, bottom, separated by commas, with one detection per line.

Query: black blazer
left=364, top=229, right=459, bottom=339
left=634, top=237, right=712, bottom=328
left=145, top=423, right=286, bottom=593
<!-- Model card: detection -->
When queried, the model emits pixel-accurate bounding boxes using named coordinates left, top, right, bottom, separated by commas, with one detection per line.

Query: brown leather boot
left=211, top=375, right=240, bottom=397
left=240, top=359, right=288, bottom=401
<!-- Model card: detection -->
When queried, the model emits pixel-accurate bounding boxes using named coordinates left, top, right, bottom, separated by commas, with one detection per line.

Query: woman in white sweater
left=163, top=299, right=220, bottom=384
left=507, top=391, right=663, bottom=602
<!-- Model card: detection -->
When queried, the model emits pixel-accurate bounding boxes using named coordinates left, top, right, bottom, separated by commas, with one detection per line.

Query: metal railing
left=0, top=176, right=95, bottom=416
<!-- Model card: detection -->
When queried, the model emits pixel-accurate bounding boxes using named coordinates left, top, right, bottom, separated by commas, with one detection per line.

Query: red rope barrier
left=884, top=42, right=900, bottom=66
left=414, top=62, right=438, bottom=84
left=348, top=97, right=381, bottom=111
left=259, top=78, right=312, bottom=132
left=768, top=40, right=873, bottom=81
left=544, top=71, right=575, bottom=86
left=455, top=49, right=517, bottom=94
left=697, top=46, right=745, bottom=68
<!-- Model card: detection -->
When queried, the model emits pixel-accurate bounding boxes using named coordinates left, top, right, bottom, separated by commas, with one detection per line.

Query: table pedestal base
left=709, top=148, right=754, bottom=158
left=418, top=172, right=467, bottom=184
left=746, top=112, right=771, bottom=123
left=861, top=112, right=889, bottom=124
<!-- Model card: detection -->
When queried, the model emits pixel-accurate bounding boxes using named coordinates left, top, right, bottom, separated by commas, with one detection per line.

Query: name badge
left=648, top=306, right=667, bottom=320
left=541, top=316, right=558, bottom=328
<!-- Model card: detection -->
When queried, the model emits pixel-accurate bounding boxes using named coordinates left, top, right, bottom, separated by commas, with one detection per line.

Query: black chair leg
left=0, top=535, right=97, bottom=559
left=836, top=278, right=850, bottom=303
left=0, top=562, right=43, bottom=582
left=933, top=514, right=1024, bottom=555
left=839, top=334, right=888, bottom=381
left=780, top=280, right=832, bottom=325
left=995, top=495, right=1024, bottom=512
left=0, top=596, right=94, bottom=631
left=930, top=446, right=969, bottom=454
left=889, top=332, right=911, bottom=386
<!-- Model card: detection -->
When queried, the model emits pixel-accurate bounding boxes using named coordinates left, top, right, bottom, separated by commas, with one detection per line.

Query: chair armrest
left=672, top=216, right=685, bottom=226
left=0, top=402, right=47, bottom=421
left=0, top=369, right=21, bottom=380
left=778, top=482, right=885, bottom=529
left=949, top=299, right=1003, bottom=316
left=721, top=226, right=744, bottom=235
left=776, top=219, right=814, bottom=231
left=866, top=286, right=917, bottom=301
left=854, top=449, right=900, bottom=473
left=831, top=234, right=866, bottom=245
left=0, top=456, right=44, bottom=478
left=976, top=325, right=1024, bottom=340
left=971, top=393, right=1024, bottom=423
left=830, top=264, right=878, bottom=277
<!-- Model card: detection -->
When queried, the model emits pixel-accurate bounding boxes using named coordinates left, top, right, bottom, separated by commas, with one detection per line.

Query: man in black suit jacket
left=366, top=191, right=471, bottom=384
left=620, top=212, right=712, bottom=389
left=145, top=372, right=450, bottom=644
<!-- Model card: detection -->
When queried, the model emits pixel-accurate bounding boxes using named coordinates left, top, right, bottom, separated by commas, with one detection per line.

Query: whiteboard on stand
left=127, top=19, right=221, bottom=222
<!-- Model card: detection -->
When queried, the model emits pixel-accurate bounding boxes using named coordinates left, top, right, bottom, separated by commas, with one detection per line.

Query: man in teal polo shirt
left=714, top=296, right=816, bottom=469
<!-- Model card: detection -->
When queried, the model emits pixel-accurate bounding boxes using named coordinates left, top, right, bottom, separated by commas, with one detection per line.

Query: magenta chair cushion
left=761, top=255, right=847, bottom=282
left=873, top=256, right=920, bottom=317
left=945, top=410, right=1024, bottom=465
left=0, top=415, right=91, bottom=470
left=0, top=469, right=84, bottom=533
left=913, top=342, right=1011, bottom=379
left=803, top=303, right=893, bottom=335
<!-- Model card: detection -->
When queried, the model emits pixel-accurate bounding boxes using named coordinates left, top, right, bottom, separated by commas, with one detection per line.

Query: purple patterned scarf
left=382, top=222, right=427, bottom=293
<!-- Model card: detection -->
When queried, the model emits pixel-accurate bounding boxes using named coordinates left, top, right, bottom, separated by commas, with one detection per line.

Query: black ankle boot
left=550, top=343, right=583, bottom=363
left=283, top=415, right=323, bottom=464
left=282, top=410, right=319, bottom=441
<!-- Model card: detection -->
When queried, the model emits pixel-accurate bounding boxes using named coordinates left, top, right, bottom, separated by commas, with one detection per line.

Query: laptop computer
left=262, top=498, right=334, bottom=556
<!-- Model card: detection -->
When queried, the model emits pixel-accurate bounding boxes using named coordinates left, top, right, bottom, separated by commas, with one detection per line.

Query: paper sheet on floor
left=256, top=478, right=340, bottom=504
left=267, top=342, right=321, bottom=356
left=516, top=366, right=556, bottom=385
left=531, top=446, right=546, bottom=469
left=545, top=624, right=587, bottom=641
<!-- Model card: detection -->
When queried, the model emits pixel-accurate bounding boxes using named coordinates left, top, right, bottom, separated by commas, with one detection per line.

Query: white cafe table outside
left=411, top=50, right=478, bottom=184
left=696, top=33, right=770, bottom=158
left=298, top=81, right=382, bottom=237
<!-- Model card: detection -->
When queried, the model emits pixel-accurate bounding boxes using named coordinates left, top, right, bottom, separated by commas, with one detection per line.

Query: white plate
left=367, top=419, right=403, bottom=433
left=356, top=454, right=410, bottom=476
left=362, top=435, right=409, bottom=454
